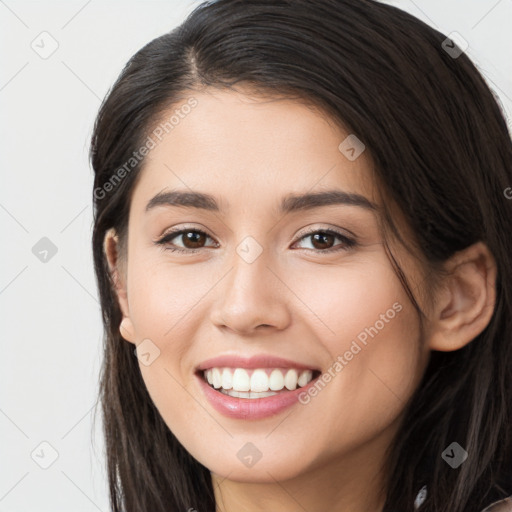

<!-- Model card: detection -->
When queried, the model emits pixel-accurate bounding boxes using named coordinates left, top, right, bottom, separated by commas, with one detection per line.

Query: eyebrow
left=145, top=189, right=377, bottom=214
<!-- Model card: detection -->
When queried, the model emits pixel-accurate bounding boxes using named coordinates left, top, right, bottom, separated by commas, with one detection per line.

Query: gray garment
left=413, top=485, right=512, bottom=511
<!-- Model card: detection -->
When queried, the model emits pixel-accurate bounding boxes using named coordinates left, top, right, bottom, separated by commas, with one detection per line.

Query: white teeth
left=284, top=369, right=298, bottom=390
left=202, top=367, right=316, bottom=393
left=221, top=368, right=233, bottom=390
left=212, top=368, right=222, bottom=389
left=232, top=368, right=250, bottom=392
left=250, top=369, right=269, bottom=392
left=269, top=369, right=285, bottom=391
left=298, top=369, right=313, bottom=387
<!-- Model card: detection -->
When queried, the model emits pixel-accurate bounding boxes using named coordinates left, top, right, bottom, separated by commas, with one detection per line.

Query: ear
left=103, top=228, right=136, bottom=344
left=426, top=241, right=497, bottom=352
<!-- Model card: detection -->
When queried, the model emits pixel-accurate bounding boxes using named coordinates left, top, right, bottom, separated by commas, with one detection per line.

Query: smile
left=202, top=367, right=320, bottom=398
left=195, top=353, right=323, bottom=419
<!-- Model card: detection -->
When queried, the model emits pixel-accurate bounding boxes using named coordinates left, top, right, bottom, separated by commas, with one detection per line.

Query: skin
left=104, top=86, right=497, bottom=512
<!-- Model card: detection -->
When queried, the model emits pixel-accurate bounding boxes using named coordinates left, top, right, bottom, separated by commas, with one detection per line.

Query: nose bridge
left=229, top=235, right=272, bottom=298
left=210, top=234, right=291, bottom=333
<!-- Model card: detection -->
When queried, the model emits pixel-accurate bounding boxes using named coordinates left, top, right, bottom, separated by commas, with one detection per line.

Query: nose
left=209, top=243, right=292, bottom=336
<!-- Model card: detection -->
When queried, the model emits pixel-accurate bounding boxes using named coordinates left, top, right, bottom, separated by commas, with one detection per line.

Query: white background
left=1, top=1, right=511, bottom=510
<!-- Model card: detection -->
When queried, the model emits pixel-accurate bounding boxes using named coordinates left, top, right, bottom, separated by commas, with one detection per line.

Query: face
left=112, top=87, right=432, bottom=484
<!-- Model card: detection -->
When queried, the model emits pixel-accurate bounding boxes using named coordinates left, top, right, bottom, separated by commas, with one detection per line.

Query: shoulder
left=481, top=497, right=512, bottom=512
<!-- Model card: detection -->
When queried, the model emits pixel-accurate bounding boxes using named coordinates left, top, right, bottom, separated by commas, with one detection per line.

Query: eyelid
left=156, top=224, right=215, bottom=241
left=294, top=223, right=357, bottom=240
left=156, top=223, right=354, bottom=241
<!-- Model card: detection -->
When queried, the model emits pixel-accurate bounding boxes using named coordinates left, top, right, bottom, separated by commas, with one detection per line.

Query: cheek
left=284, top=259, right=424, bottom=443
left=289, top=256, right=411, bottom=351
left=126, top=255, right=207, bottom=340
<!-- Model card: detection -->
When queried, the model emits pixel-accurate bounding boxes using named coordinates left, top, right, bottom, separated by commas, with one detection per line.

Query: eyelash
left=155, top=226, right=357, bottom=254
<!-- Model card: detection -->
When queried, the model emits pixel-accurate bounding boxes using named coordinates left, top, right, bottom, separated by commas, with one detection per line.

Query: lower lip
left=195, top=372, right=319, bottom=420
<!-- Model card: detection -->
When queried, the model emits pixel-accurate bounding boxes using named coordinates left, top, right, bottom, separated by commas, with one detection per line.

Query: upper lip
left=196, top=354, right=320, bottom=372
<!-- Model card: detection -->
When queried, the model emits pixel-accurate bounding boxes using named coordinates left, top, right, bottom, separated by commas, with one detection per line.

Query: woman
left=90, top=0, right=512, bottom=510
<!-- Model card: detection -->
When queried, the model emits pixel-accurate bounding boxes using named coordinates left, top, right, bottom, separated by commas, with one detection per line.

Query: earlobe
left=426, top=242, right=497, bottom=352
left=103, top=228, right=137, bottom=345
left=120, top=317, right=136, bottom=344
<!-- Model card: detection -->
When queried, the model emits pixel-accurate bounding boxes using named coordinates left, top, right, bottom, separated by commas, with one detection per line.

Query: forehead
left=130, top=87, right=377, bottom=213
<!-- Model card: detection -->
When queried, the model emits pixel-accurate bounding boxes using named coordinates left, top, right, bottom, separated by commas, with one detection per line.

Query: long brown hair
left=90, top=1, right=512, bottom=510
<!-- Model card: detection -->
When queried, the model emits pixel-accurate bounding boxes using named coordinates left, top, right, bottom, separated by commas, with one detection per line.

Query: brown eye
left=309, top=232, right=336, bottom=250
left=155, top=228, right=217, bottom=253
left=180, top=231, right=208, bottom=249
left=293, top=229, right=356, bottom=253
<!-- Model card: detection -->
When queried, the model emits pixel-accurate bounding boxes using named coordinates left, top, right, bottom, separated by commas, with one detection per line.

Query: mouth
left=195, top=367, right=322, bottom=399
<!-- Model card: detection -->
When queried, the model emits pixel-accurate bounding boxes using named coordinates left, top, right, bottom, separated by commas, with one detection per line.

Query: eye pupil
left=184, top=231, right=206, bottom=248
left=311, top=232, right=334, bottom=249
